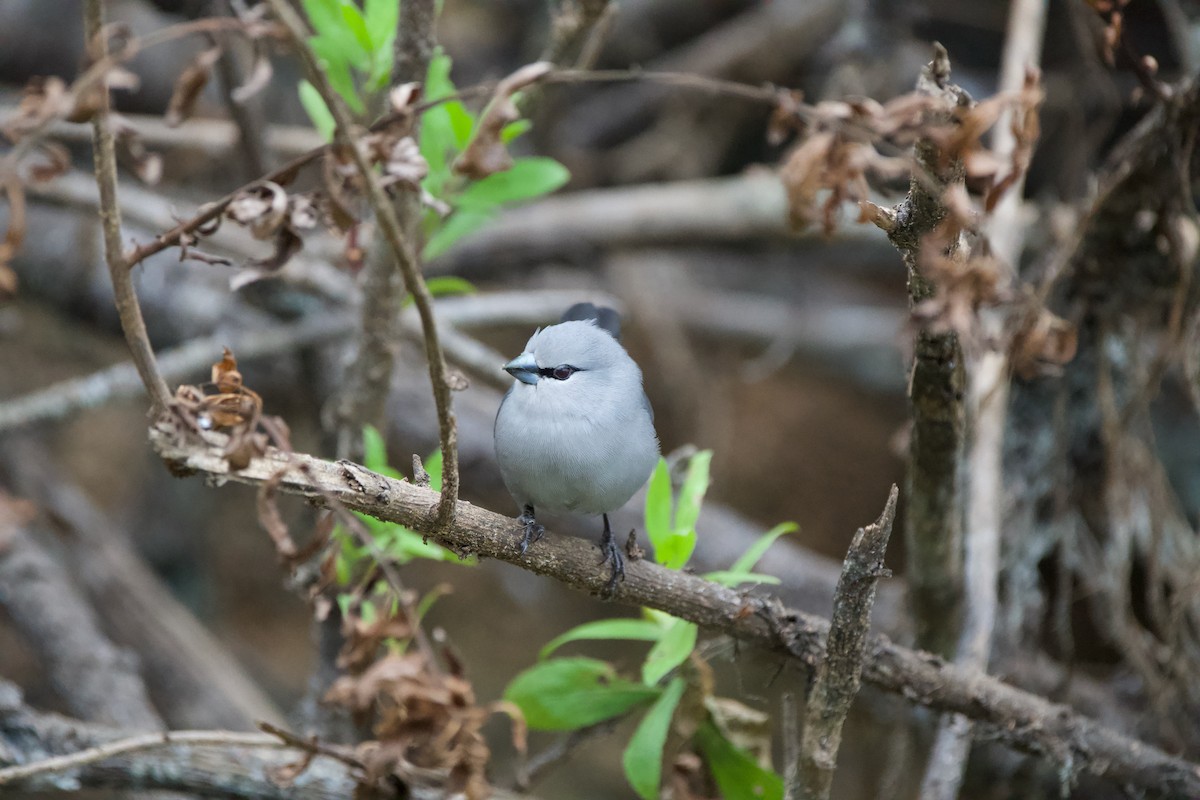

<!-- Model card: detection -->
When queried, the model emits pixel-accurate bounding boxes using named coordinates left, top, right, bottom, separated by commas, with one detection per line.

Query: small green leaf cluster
left=332, top=426, right=469, bottom=590
left=504, top=451, right=793, bottom=800
left=298, top=0, right=398, bottom=126
left=296, top=1, right=570, bottom=261
left=416, top=50, right=569, bottom=259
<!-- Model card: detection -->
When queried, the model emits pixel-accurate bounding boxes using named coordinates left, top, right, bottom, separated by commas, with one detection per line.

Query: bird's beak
left=503, top=352, right=539, bottom=385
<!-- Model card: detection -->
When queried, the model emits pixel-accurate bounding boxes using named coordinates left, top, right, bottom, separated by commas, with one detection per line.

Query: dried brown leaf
left=231, top=50, right=273, bottom=103
left=227, top=181, right=289, bottom=239
left=767, top=88, right=805, bottom=146
left=25, top=142, right=70, bottom=184
left=252, top=225, right=303, bottom=271
left=453, top=62, right=551, bottom=179
left=258, top=469, right=297, bottom=560
left=166, top=45, right=221, bottom=127
left=985, top=69, right=1043, bottom=212
left=1011, top=308, right=1078, bottom=379
left=780, top=131, right=834, bottom=231
left=0, top=177, right=28, bottom=281
left=381, top=136, right=428, bottom=186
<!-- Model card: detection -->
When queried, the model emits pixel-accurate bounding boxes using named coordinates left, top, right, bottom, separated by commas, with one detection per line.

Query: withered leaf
left=1011, top=309, right=1078, bottom=379
left=25, top=142, right=70, bottom=184
left=227, top=181, right=289, bottom=239
left=382, top=136, right=428, bottom=186
left=453, top=62, right=551, bottom=180
left=252, top=225, right=304, bottom=272
left=166, top=45, right=222, bottom=127
left=780, top=131, right=834, bottom=231
left=231, top=50, right=273, bottom=104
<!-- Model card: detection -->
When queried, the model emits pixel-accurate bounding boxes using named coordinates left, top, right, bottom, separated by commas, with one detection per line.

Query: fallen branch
left=147, top=420, right=1200, bottom=799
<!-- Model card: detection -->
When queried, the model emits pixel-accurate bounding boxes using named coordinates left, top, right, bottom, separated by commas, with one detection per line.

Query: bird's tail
left=560, top=302, right=621, bottom=340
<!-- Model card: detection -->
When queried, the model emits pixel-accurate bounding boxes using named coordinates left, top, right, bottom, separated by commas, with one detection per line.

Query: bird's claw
left=517, top=511, right=544, bottom=556
left=599, top=533, right=625, bottom=598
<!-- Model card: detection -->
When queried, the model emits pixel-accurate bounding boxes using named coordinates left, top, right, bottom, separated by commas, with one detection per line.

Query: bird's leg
left=517, top=505, right=544, bottom=555
left=599, top=513, right=625, bottom=597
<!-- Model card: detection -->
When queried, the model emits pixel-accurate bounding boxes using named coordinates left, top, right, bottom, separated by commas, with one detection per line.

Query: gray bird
left=494, top=303, right=660, bottom=594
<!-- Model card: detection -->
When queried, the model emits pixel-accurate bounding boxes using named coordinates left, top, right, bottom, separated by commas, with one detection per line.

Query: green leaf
left=359, top=425, right=403, bottom=480
left=423, top=448, right=443, bottom=492
left=654, top=528, right=696, bottom=571
left=415, top=583, right=451, bottom=620
left=501, top=118, right=532, bottom=143
left=361, top=425, right=387, bottom=472
left=385, top=527, right=455, bottom=562
left=456, top=157, right=570, bottom=210
left=339, top=3, right=373, bottom=56
left=422, top=209, right=493, bottom=260
left=504, top=657, right=660, bottom=731
left=301, top=0, right=345, bottom=40
left=643, top=458, right=672, bottom=550
left=401, top=276, right=475, bottom=308
left=642, top=618, right=697, bottom=685
left=539, top=618, right=664, bottom=660
left=703, top=570, right=782, bottom=587
left=623, top=677, right=686, bottom=800
left=674, top=450, right=713, bottom=536
left=420, top=50, right=474, bottom=179
left=298, top=80, right=336, bottom=141
left=302, top=0, right=370, bottom=71
left=363, top=0, right=399, bottom=52
left=695, top=721, right=784, bottom=800
left=728, top=521, right=798, bottom=576
left=309, top=37, right=365, bottom=112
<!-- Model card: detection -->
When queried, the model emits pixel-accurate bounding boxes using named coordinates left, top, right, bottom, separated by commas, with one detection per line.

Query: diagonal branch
left=83, top=0, right=171, bottom=413
left=798, top=486, right=898, bottom=800
left=262, top=0, right=459, bottom=530
left=147, top=421, right=1200, bottom=799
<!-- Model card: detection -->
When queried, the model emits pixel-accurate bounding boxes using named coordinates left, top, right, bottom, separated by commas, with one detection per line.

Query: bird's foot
left=599, top=529, right=626, bottom=598
left=517, top=509, right=544, bottom=556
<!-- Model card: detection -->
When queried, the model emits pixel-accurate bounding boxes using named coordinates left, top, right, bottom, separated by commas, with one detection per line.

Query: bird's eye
left=552, top=365, right=576, bottom=380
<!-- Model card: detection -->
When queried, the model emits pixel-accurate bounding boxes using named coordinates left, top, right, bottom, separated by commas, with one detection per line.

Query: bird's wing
left=640, top=390, right=655, bottom=423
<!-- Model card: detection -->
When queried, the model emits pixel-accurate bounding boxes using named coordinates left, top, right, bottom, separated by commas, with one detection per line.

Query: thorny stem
left=263, top=0, right=459, bottom=532
left=83, top=0, right=171, bottom=413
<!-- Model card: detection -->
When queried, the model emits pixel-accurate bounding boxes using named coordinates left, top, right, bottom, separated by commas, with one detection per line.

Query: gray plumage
left=494, top=305, right=659, bottom=591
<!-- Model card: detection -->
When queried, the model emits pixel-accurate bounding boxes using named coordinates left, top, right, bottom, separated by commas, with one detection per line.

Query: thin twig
left=83, top=0, right=171, bottom=413
left=0, top=730, right=285, bottom=786
left=262, top=0, right=459, bottom=531
left=147, top=424, right=1200, bottom=799
left=798, top=486, right=898, bottom=800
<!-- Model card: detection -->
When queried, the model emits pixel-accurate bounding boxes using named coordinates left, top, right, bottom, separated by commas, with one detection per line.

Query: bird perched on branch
left=494, top=303, right=660, bottom=595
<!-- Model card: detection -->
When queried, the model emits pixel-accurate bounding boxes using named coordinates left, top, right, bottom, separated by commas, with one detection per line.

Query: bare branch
left=798, top=486, right=898, bottom=800
left=84, top=0, right=171, bottom=413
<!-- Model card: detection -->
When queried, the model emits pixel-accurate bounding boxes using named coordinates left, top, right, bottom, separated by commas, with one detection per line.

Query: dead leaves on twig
left=316, top=590, right=523, bottom=800
left=454, top=61, right=552, bottom=179
left=169, top=347, right=280, bottom=471
left=775, top=70, right=1044, bottom=236
left=166, top=45, right=221, bottom=127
